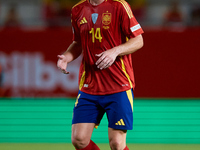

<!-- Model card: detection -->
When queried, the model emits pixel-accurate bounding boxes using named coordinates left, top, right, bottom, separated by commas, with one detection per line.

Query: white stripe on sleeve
left=130, top=24, right=141, bottom=32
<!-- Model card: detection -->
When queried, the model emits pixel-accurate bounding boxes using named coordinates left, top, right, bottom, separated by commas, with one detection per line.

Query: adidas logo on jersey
left=115, top=119, right=125, bottom=126
left=80, top=17, right=87, bottom=24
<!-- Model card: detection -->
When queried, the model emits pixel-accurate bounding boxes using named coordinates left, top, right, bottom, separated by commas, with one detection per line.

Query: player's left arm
left=96, top=1, right=143, bottom=70
left=115, top=34, right=143, bottom=56
left=96, top=34, right=143, bottom=70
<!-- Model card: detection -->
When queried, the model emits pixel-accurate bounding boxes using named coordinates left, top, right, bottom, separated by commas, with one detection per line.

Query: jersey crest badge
left=92, top=13, right=98, bottom=24
left=102, top=12, right=112, bottom=25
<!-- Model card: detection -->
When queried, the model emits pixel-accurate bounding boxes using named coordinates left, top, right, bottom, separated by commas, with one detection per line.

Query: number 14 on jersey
left=89, top=28, right=102, bottom=43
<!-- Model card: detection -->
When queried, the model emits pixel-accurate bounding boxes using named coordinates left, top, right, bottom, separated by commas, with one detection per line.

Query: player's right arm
left=57, top=41, right=82, bottom=74
left=57, top=5, right=82, bottom=74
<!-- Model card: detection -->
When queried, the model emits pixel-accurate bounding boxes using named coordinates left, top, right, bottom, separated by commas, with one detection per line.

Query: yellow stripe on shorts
left=126, top=89, right=133, bottom=112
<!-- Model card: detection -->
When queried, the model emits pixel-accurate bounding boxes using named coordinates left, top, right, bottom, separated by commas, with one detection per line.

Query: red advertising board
left=0, top=28, right=200, bottom=98
left=0, top=28, right=80, bottom=97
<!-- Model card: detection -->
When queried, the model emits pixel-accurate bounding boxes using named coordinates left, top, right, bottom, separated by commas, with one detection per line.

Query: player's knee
left=71, top=134, right=89, bottom=149
left=109, top=138, right=123, bottom=150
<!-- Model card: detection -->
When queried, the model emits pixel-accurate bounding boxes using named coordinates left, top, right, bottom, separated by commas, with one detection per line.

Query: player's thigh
left=72, top=123, right=95, bottom=142
left=105, top=89, right=134, bottom=130
left=108, top=128, right=127, bottom=149
left=72, top=91, right=105, bottom=125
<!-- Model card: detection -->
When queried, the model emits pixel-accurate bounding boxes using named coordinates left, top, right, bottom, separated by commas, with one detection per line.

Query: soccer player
left=57, top=0, right=144, bottom=149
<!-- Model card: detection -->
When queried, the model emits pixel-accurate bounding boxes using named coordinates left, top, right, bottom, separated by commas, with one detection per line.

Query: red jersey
left=71, top=0, right=144, bottom=95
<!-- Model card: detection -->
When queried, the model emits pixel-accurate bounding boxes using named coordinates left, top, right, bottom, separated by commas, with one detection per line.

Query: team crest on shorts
left=102, top=12, right=112, bottom=25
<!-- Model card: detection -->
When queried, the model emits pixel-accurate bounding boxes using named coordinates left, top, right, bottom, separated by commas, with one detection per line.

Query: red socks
left=75, top=140, right=128, bottom=150
left=76, top=140, right=100, bottom=150
left=123, top=146, right=129, bottom=150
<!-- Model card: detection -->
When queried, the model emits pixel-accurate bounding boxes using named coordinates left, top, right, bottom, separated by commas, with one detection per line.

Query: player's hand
left=95, top=48, right=118, bottom=70
left=57, top=55, right=69, bottom=74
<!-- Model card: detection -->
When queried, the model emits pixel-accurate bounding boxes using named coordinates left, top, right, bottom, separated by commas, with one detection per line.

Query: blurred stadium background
left=0, top=0, right=200, bottom=150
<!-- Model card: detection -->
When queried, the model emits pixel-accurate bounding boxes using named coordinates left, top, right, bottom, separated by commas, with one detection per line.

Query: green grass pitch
left=0, top=144, right=200, bottom=150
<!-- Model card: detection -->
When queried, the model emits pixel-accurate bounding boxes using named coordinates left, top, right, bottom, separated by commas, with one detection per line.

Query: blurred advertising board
left=0, top=28, right=80, bottom=97
left=0, top=28, right=200, bottom=98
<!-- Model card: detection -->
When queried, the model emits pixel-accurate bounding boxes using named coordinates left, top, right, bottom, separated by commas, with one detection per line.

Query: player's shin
left=76, top=140, right=100, bottom=150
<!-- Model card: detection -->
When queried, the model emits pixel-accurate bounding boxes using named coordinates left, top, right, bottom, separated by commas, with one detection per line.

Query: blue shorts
left=72, top=89, right=134, bottom=130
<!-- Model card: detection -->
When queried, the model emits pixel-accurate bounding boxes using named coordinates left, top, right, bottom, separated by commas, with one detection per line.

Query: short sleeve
left=71, top=11, right=81, bottom=43
left=120, top=1, right=144, bottom=38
